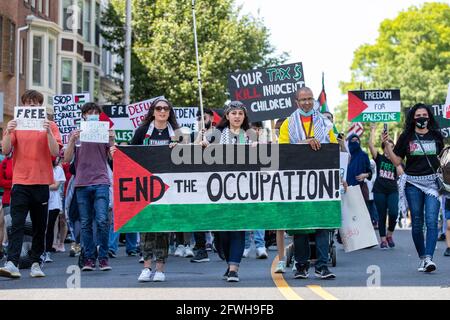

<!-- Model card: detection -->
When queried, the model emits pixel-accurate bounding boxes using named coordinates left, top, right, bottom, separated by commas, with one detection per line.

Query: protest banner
left=339, top=185, right=378, bottom=252
left=113, top=143, right=341, bottom=232
left=444, top=82, right=450, bottom=119
left=174, top=107, right=198, bottom=131
left=14, top=106, right=46, bottom=131
left=53, top=93, right=90, bottom=145
left=126, top=96, right=164, bottom=129
left=80, top=121, right=110, bottom=143
left=228, top=62, right=305, bottom=122
left=102, top=104, right=133, bottom=143
left=348, top=89, right=401, bottom=122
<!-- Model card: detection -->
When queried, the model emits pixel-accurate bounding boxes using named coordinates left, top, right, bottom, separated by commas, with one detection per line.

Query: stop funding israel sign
left=348, top=89, right=401, bottom=123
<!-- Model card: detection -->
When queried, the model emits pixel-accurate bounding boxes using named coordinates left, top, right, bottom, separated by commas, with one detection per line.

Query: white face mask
left=86, top=114, right=99, bottom=121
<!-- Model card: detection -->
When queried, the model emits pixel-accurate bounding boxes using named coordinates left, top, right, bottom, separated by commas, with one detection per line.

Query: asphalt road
left=1, top=227, right=450, bottom=300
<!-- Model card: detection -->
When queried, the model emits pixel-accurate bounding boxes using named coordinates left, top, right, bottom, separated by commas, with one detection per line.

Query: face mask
left=348, top=140, right=361, bottom=155
left=299, top=109, right=314, bottom=117
left=86, top=114, right=99, bottom=121
left=415, top=117, right=428, bottom=129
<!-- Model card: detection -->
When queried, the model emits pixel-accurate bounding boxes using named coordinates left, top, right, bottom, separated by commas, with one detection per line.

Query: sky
left=235, top=0, right=436, bottom=113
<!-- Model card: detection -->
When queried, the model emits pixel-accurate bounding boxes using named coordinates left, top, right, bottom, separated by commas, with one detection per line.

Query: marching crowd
left=0, top=87, right=449, bottom=283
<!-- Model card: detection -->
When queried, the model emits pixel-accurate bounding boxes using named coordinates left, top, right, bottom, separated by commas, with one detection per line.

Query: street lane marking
left=306, top=285, right=339, bottom=300
left=271, top=256, right=303, bottom=300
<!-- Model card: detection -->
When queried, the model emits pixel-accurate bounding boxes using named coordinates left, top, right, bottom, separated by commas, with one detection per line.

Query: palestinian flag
left=113, top=144, right=341, bottom=233
left=74, top=93, right=89, bottom=104
left=318, top=72, right=329, bottom=113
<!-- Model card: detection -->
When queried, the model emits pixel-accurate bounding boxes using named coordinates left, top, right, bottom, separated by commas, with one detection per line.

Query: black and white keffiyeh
left=287, top=109, right=333, bottom=144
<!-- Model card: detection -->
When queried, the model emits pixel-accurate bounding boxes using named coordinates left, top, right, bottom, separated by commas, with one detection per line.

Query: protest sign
left=406, top=105, right=450, bottom=139
left=14, top=106, right=46, bottom=131
left=80, top=121, right=110, bottom=143
left=113, top=143, right=341, bottom=232
left=174, top=107, right=198, bottom=131
left=228, top=62, right=305, bottom=122
left=444, top=83, right=450, bottom=119
left=126, top=96, right=164, bottom=129
left=53, top=93, right=90, bottom=145
left=102, top=104, right=133, bottom=143
left=348, top=89, right=401, bottom=122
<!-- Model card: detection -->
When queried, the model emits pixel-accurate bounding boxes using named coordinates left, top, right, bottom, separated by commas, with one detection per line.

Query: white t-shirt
left=48, top=165, right=66, bottom=211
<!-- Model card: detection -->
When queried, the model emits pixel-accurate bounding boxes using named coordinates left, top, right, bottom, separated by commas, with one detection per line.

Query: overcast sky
left=235, top=0, right=437, bottom=112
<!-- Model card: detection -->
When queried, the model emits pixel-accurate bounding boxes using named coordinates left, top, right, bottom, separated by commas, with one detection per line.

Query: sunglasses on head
left=154, top=106, right=171, bottom=112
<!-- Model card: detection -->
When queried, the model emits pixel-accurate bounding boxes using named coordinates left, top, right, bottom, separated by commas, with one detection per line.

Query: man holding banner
left=0, top=90, right=62, bottom=279
left=279, top=87, right=337, bottom=279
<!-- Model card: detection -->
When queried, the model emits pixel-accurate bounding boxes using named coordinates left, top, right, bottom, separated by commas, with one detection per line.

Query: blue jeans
left=108, top=229, right=138, bottom=254
left=219, top=231, right=245, bottom=266
left=294, top=229, right=329, bottom=270
left=77, top=185, right=110, bottom=260
left=374, top=192, right=399, bottom=237
left=405, top=183, right=440, bottom=259
left=244, top=230, right=265, bottom=249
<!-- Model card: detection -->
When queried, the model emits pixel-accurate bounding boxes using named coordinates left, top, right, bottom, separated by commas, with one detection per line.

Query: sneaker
left=380, top=241, right=388, bottom=249
left=274, top=260, right=286, bottom=273
left=315, top=266, right=336, bottom=279
left=184, top=245, right=194, bottom=258
left=153, top=271, right=165, bottom=282
left=108, top=250, right=117, bottom=258
left=292, top=262, right=297, bottom=272
left=30, top=262, right=45, bottom=278
left=206, top=243, right=213, bottom=251
left=438, top=233, right=446, bottom=241
left=386, top=236, right=395, bottom=248
left=256, top=247, right=268, bottom=259
left=44, top=252, right=53, bottom=263
left=424, top=257, right=436, bottom=273
left=98, top=259, right=112, bottom=271
left=242, top=248, right=250, bottom=258
left=174, top=245, right=185, bottom=257
left=227, top=270, right=239, bottom=282
left=418, top=259, right=426, bottom=272
left=139, top=255, right=145, bottom=263
left=55, top=244, right=65, bottom=253
left=127, top=250, right=137, bottom=257
left=138, top=268, right=152, bottom=282
left=0, top=261, right=21, bottom=279
left=222, top=268, right=229, bottom=280
left=444, top=248, right=450, bottom=256
left=81, top=259, right=96, bottom=271
left=294, top=264, right=309, bottom=279
left=190, top=250, right=210, bottom=263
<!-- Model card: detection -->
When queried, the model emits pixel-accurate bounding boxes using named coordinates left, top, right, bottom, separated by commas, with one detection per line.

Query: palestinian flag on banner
left=74, top=94, right=88, bottom=104
left=113, top=144, right=341, bottom=232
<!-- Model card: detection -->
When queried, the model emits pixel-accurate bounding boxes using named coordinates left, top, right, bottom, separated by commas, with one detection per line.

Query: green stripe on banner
left=352, top=112, right=401, bottom=122
left=118, top=201, right=341, bottom=233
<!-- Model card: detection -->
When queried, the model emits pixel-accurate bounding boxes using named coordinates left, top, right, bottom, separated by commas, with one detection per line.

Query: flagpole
left=192, top=0, right=205, bottom=132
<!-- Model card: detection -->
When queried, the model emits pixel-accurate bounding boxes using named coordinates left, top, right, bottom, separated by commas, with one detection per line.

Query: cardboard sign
left=53, top=93, right=90, bottom=145
left=126, top=96, right=164, bottom=129
left=228, top=62, right=305, bottom=122
left=14, top=106, right=46, bottom=131
left=174, top=107, right=198, bottom=131
left=80, top=121, right=110, bottom=143
left=113, top=144, right=341, bottom=232
left=348, top=89, right=401, bottom=122
left=339, top=185, right=378, bottom=252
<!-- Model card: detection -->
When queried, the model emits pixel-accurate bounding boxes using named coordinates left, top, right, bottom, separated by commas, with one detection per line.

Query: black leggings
left=46, top=209, right=60, bottom=252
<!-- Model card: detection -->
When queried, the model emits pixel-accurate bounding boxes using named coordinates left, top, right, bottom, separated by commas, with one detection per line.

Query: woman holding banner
left=131, top=97, right=179, bottom=282
left=383, top=103, right=444, bottom=273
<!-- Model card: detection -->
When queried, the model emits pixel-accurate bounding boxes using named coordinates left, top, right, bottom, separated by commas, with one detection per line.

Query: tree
left=334, top=2, right=450, bottom=148
left=101, top=0, right=288, bottom=106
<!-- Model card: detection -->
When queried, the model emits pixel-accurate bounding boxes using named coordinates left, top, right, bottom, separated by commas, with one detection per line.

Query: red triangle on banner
left=113, top=148, right=169, bottom=231
left=445, top=104, right=450, bottom=119
left=100, top=112, right=114, bottom=128
left=348, top=92, right=369, bottom=121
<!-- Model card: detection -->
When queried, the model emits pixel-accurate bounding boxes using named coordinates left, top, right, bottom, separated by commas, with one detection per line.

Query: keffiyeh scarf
left=288, top=109, right=333, bottom=144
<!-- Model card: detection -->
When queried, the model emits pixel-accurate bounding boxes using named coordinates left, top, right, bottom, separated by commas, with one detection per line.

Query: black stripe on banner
left=102, top=105, right=129, bottom=118
left=351, top=89, right=401, bottom=101
left=117, top=143, right=340, bottom=174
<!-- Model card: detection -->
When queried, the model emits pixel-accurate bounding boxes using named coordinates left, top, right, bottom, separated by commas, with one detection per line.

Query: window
left=38, top=0, right=43, bottom=12
left=48, top=38, right=55, bottom=89
left=95, top=2, right=100, bottom=46
left=77, top=61, right=83, bottom=93
left=94, top=71, right=100, bottom=101
left=62, top=58, right=73, bottom=94
left=78, top=0, right=83, bottom=36
left=63, top=0, right=81, bottom=33
left=45, top=0, right=49, bottom=16
left=31, top=0, right=36, bottom=8
left=83, top=0, right=91, bottom=42
left=8, top=21, right=15, bottom=74
left=83, top=69, right=90, bottom=92
left=32, top=36, right=43, bottom=86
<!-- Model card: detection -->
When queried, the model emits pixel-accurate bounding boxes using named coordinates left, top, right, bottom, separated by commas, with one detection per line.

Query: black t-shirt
left=130, top=125, right=171, bottom=146
left=373, top=153, right=398, bottom=193
left=393, top=131, right=444, bottom=176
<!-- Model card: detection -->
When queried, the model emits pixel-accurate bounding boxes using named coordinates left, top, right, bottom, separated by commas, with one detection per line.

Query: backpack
left=438, top=146, right=450, bottom=192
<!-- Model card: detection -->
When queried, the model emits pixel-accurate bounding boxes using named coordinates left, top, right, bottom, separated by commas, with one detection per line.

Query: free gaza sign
left=348, top=89, right=401, bottom=122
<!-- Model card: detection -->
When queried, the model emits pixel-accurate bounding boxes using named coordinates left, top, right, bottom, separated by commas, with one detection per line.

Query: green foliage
left=101, top=0, right=287, bottom=107
left=334, top=2, right=450, bottom=150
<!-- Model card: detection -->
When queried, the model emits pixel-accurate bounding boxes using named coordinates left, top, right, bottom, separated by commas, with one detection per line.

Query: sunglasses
left=154, top=106, right=171, bottom=112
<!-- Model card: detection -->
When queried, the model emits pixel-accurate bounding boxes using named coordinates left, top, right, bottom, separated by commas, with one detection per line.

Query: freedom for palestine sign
left=348, top=89, right=401, bottom=122
left=113, top=144, right=341, bottom=232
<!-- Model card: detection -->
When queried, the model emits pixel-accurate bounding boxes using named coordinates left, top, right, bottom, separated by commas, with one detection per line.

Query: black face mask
left=415, top=117, right=429, bottom=129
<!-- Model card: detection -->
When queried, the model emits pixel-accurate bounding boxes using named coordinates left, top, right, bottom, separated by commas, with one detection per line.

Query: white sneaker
left=274, top=260, right=286, bottom=273
left=44, top=252, right=53, bottom=263
left=30, top=262, right=45, bottom=278
left=424, top=257, right=436, bottom=273
left=174, top=245, right=185, bottom=257
left=256, top=247, right=268, bottom=259
left=138, top=268, right=152, bottom=282
left=139, top=256, right=145, bottom=263
left=418, top=259, right=426, bottom=272
left=292, top=261, right=297, bottom=272
left=153, top=271, right=165, bottom=282
left=0, top=261, right=21, bottom=278
left=184, top=245, right=194, bottom=258
left=242, top=248, right=250, bottom=258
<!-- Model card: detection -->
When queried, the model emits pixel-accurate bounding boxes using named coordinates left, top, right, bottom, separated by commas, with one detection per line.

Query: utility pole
left=124, top=0, right=132, bottom=105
